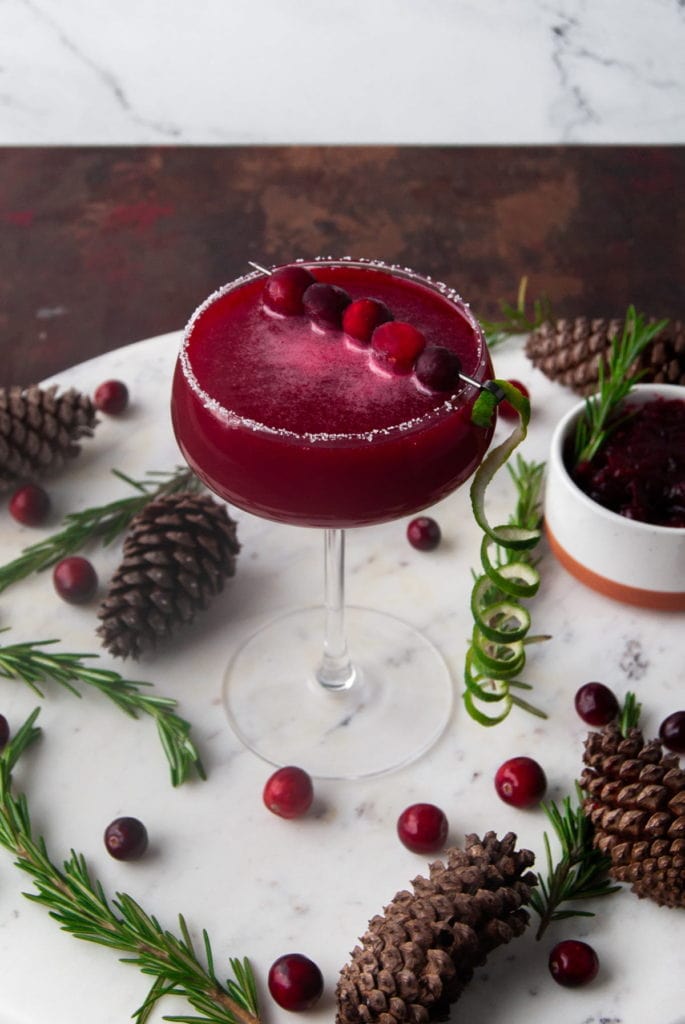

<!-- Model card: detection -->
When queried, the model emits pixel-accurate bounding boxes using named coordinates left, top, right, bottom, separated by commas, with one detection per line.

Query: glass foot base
left=222, top=605, right=454, bottom=779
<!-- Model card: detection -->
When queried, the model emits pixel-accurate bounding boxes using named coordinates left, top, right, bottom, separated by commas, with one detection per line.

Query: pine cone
left=525, top=317, right=685, bottom=395
left=97, top=492, right=240, bottom=659
left=580, top=722, right=685, bottom=908
left=0, top=384, right=97, bottom=490
left=336, top=832, right=536, bottom=1024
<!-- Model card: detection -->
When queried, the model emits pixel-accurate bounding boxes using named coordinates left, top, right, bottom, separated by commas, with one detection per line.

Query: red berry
left=104, top=816, right=149, bottom=861
left=574, top=682, right=619, bottom=726
left=407, top=516, right=442, bottom=551
left=262, top=265, right=317, bottom=316
left=659, top=710, right=685, bottom=754
left=94, top=379, right=129, bottom=415
left=0, top=714, right=9, bottom=750
left=53, top=556, right=98, bottom=604
left=549, top=939, right=599, bottom=987
left=414, top=345, right=462, bottom=392
left=302, top=282, right=351, bottom=328
left=9, top=483, right=51, bottom=526
left=372, top=321, right=426, bottom=374
left=268, top=953, right=324, bottom=1011
left=397, top=802, right=448, bottom=854
left=494, top=756, right=547, bottom=808
left=263, top=765, right=314, bottom=819
left=498, top=380, right=530, bottom=421
left=342, top=298, right=392, bottom=344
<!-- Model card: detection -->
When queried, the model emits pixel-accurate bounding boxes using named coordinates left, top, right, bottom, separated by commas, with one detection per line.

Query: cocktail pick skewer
left=247, top=261, right=504, bottom=401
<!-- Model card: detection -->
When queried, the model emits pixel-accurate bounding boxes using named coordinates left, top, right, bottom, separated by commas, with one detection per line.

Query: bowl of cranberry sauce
left=545, top=384, right=685, bottom=610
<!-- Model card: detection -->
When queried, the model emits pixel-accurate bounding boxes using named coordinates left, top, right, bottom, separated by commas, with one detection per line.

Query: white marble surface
left=1, top=0, right=684, bottom=144
left=0, top=329, right=682, bottom=1024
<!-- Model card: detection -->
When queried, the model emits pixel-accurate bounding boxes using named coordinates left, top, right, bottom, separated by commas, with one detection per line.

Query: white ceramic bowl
left=545, top=383, right=685, bottom=610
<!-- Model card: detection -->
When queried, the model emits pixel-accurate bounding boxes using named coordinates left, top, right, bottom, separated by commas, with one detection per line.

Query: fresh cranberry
left=371, top=321, right=426, bottom=374
left=574, top=682, right=619, bottom=726
left=494, top=756, right=547, bottom=808
left=549, top=939, right=599, bottom=987
left=302, top=282, right=351, bottom=328
left=94, top=379, right=129, bottom=415
left=342, top=297, right=392, bottom=344
left=397, top=802, right=448, bottom=854
left=0, top=714, right=9, bottom=750
left=659, top=710, right=685, bottom=754
left=498, top=380, right=530, bottom=421
left=407, top=516, right=442, bottom=551
left=263, top=765, right=314, bottom=819
left=53, top=556, right=98, bottom=604
left=268, top=953, right=324, bottom=1011
left=9, top=483, right=51, bottom=526
left=104, top=816, right=149, bottom=861
left=414, top=345, right=462, bottom=392
left=262, top=265, right=317, bottom=316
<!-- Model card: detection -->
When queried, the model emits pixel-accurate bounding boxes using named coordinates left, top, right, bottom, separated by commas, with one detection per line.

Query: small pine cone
left=0, top=384, right=97, bottom=490
left=336, top=832, right=536, bottom=1024
left=97, top=492, right=240, bottom=659
left=525, top=317, right=685, bottom=395
left=580, top=722, right=685, bottom=908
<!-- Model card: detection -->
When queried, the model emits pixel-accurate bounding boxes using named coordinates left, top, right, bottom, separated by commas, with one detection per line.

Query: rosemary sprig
left=573, top=306, right=668, bottom=466
left=619, top=690, right=642, bottom=737
left=0, top=466, right=201, bottom=594
left=479, top=277, right=552, bottom=348
left=0, top=634, right=205, bottom=787
left=0, top=711, right=260, bottom=1024
left=530, top=787, right=621, bottom=940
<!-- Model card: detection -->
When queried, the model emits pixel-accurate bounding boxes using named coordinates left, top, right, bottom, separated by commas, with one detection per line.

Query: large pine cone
left=580, top=722, right=685, bottom=908
left=336, top=832, right=536, bottom=1024
left=97, top=492, right=240, bottom=659
left=525, top=317, right=685, bottom=395
left=0, top=384, right=97, bottom=489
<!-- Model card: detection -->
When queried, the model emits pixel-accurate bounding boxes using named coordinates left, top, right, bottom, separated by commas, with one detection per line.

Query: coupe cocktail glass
left=171, top=259, right=494, bottom=778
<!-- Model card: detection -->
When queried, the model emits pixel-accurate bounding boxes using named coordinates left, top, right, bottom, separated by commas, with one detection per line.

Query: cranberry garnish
left=494, top=756, right=547, bottom=808
left=659, top=710, right=685, bottom=754
left=263, top=765, right=314, bottom=819
left=104, top=816, right=149, bottom=861
left=371, top=321, right=426, bottom=374
left=268, top=953, right=324, bottom=1011
left=262, top=265, right=317, bottom=316
left=549, top=939, right=599, bottom=987
left=0, top=714, right=9, bottom=750
left=574, top=682, right=619, bottom=726
left=94, top=379, right=129, bottom=415
left=397, top=802, right=448, bottom=854
left=9, top=483, right=51, bottom=526
left=302, top=282, right=351, bottom=328
left=53, top=556, right=98, bottom=604
left=342, top=297, right=392, bottom=344
left=414, top=345, right=462, bottom=393
left=498, top=380, right=529, bottom=421
left=407, top=516, right=442, bottom=551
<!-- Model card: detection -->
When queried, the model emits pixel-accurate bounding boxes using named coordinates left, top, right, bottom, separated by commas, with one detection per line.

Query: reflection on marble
left=0, top=0, right=684, bottom=143
left=0, top=331, right=682, bottom=1024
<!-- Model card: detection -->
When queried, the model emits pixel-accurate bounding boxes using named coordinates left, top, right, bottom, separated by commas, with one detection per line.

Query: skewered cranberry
left=659, top=710, right=685, bottom=754
left=263, top=766, right=314, bottom=819
left=342, top=298, right=392, bottom=344
left=302, top=282, right=351, bottom=328
left=94, top=379, right=129, bottom=415
left=371, top=321, right=426, bottom=373
left=494, top=756, right=547, bottom=808
left=414, top=345, right=462, bottom=392
left=9, top=483, right=51, bottom=526
left=574, top=682, right=619, bottom=726
left=397, top=802, right=448, bottom=854
left=0, top=714, right=9, bottom=750
left=549, top=939, right=599, bottom=987
left=104, top=816, right=149, bottom=861
left=407, top=516, right=442, bottom=551
left=53, top=556, right=98, bottom=604
left=262, top=265, right=317, bottom=316
left=268, top=953, right=324, bottom=1011
left=498, top=380, right=530, bottom=421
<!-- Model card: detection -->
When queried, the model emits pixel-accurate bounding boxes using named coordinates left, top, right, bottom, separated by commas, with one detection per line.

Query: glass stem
left=316, top=528, right=357, bottom=691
